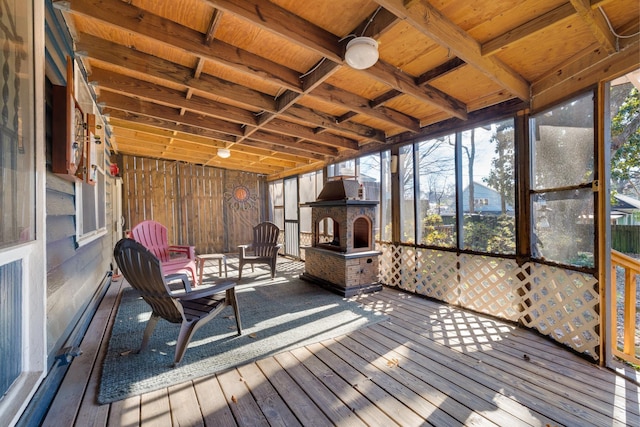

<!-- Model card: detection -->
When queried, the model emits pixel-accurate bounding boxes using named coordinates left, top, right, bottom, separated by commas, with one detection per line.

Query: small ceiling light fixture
left=344, top=36, right=379, bottom=70
left=217, top=148, right=231, bottom=158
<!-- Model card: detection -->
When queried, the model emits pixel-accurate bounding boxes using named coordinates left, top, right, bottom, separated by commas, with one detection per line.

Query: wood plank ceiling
left=54, top=0, right=639, bottom=178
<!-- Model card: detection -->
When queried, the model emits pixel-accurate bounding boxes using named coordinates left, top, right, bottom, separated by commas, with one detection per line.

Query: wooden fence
left=612, top=225, right=640, bottom=254
left=120, top=155, right=266, bottom=254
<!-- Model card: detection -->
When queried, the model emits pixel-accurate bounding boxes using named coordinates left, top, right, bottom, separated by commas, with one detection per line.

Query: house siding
left=44, top=4, right=113, bottom=360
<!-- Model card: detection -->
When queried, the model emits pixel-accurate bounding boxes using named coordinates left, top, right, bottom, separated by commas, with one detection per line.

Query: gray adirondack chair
left=238, top=221, right=282, bottom=279
left=114, top=238, right=242, bottom=367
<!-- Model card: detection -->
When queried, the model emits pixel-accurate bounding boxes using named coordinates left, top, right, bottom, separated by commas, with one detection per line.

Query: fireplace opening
left=353, top=216, right=371, bottom=250
left=317, top=216, right=343, bottom=251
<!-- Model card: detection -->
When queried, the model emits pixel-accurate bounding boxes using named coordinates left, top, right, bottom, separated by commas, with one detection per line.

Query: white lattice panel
left=377, top=244, right=600, bottom=361
left=519, top=262, right=600, bottom=360
left=377, top=243, right=397, bottom=285
left=378, top=244, right=417, bottom=290
left=397, top=246, right=418, bottom=292
left=458, top=255, right=522, bottom=321
left=415, top=249, right=458, bottom=304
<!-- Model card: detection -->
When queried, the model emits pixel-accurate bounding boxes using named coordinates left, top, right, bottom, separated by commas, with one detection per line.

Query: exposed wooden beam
left=481, top=0, right=613, bottom=56
left=416, top=57, right=466, bottom=85
left=481, top=3, right=577, bottom=56
left=90, top=67, right=258, bottom=125
left=109, top=118, right=229, bottom=149
left=57, top=0, right=303, bottom=92
left=242, top=59, right=342, bottom=143
left=569, top=0, right=617, bottom=54
left=102, top=92, right=341, bottom=159
left=204, top=9, right=223, bottom=46
left=91, top=67, right=357, bottom=150
left=104, top=109, right=237, bottom=143
left=76, top=34, right=276, bottom=112
left=532, top=37, right=639, bottom=110
left=363, top=60, right=467, bottom=120
left=93, top=69, right=358, bottom=151
left=205, top=0, right=467, bottom=126
left=262, top=119, right=359, bottom=151
left=248, top=130, right=339, bottom=156
left=375, top=0, right=530, bottom=101
left=283, top=105, right=385, bottom=142
left=370, top=90, right=402, bottom=108
left=240, top=139, right=328, bottom=161
left=311, top=84, right=420, bottom=132
left=202, top=0, right=344, bottom=62
left=351, top=7, right=400, bottom=40
left=387, top=98, right=528, bottom=145
left=99, top=91, right=246, bottom=136
left=107, top=108, right=327, bottom=162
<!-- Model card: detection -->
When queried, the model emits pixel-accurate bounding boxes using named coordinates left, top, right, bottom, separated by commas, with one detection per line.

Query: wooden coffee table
left=196, top=253, right=228, bottom=284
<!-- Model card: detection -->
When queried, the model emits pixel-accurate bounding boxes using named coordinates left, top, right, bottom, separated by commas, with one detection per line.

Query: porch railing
left=611, top=249, right=640, bottom=366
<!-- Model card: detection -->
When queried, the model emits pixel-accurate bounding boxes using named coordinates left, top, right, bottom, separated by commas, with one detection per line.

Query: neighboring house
left=611, top=193, right=640, bottom=225
left=461, top=181, right=514, bottom=214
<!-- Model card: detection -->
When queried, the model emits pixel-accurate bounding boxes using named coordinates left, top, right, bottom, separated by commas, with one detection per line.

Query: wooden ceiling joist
left=54, top=0, right=637, bottom=177
left=374, top=0, right=531, bottom=101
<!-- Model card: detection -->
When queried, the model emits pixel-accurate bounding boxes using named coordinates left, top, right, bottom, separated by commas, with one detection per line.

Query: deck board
left=255, top=357, right=333, bottom=425
left=140, top=388, right=172, bottom=427
left=217, top=368, right=270, bottom=427
left=42, top=278, right=124, bottom=427
left=42, top=265, right=640, bottom=427
left=289, top=346, right=399, bottom=427
left=236, top=362, right=300, bottom=427
left=356, top=325, right=554, bottom=426
left=273, top=351, right=368, bottom=427
left=377, top=297, right=620, bottom=426
left=193, top=375, right=237, bottom=427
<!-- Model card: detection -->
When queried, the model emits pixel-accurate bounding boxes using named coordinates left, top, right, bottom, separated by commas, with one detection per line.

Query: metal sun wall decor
left=224, top=181, right=258, bottom=211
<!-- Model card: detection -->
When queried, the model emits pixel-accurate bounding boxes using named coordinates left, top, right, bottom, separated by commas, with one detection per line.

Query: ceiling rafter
left=57, top=0, right=303, bottom=91
left=283, top=105, right=385, bottom=142
left=237, top=59, right=342, bottom=146
left=202, top=0, right=344, bottom=61
left=105, top=109, right=236, bottom=144
left=52, top=0, right=637, bottom=177
left=89, top=66, right=358, bottom=151
left=76, top=34, right=277, bottom=111
left=78, top=36, right=382, bottom=146
left=62, top=0, right=468, bottom=152
left=374, top=0, right=530, bottom=101
left=482, top=3, right=578, bottom=56
left=311, top=84, right=420, bottom=132
left=569, top=0, right=617, bottom=54
left=203, top=0, right=468, bottom=119
left=74, top=33, right=392, bottom=147
left=481, top=0, right=613, bottom=56
left=101, top=92, right=340, bottom=159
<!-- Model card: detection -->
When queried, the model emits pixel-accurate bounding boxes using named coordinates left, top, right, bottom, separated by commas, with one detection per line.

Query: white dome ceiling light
left=217, top=148, right=231, bottom=158
left=344, top=37, right=379, bottom=70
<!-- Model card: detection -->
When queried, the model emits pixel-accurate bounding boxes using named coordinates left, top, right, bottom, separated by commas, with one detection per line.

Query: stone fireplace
left=300, top=179, right=382, bottom=297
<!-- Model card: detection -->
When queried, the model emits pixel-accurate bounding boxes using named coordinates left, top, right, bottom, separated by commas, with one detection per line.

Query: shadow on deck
left=36, top=257, right=640, bottom=426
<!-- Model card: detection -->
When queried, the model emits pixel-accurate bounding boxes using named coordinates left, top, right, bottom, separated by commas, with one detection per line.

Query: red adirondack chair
left=131, top=220, right=198, bottom=284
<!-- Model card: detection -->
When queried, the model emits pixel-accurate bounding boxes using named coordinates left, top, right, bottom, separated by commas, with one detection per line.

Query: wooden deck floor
left=42, top=259, right=640, bottom=426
